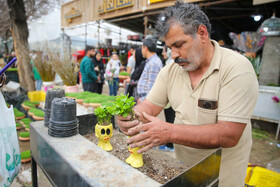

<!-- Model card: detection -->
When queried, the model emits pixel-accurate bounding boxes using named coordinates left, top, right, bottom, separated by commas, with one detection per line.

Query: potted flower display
left=48, top=49, right=79, bottom=92
left=33, top=52, right=56, bottom=92
left=94, top=105, right=115, bottom=151
left=113, top=94, right=143, bottom=168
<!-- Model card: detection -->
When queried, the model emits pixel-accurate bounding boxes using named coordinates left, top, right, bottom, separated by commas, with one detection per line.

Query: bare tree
left=1, top=0, right=61, bottom=91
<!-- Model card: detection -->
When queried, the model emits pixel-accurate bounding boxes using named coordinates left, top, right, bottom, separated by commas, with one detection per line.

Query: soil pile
left=84, top=130, right=189, bottom=184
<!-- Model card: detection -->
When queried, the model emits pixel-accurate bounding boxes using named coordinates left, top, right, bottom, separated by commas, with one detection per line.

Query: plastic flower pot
left=95, top=123, right=113, bottom=151
left=44, top=89, right=65, bottom=127
left=19, top=132, right=30, bottom=141
left=65, top=85, right=79, bottom=93
left=21, top=150, right=31, bottom=163
left=48, top=97, right=78, bottom=137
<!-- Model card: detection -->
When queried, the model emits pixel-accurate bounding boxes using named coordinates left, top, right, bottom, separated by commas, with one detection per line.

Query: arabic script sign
left=98, top=0, right=133, bottom=14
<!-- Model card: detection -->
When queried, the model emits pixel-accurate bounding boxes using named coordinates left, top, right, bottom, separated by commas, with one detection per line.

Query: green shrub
left=21, top=150, right=31, bottom=159
left=19, top=132, right=30, bottom=138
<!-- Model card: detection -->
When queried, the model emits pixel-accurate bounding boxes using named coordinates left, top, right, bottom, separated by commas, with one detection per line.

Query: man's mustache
left=175, top=58, right=190, bottom=64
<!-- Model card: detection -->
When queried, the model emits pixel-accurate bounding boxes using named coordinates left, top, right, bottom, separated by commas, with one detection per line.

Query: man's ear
left=197, top=25, right=209, bottom=44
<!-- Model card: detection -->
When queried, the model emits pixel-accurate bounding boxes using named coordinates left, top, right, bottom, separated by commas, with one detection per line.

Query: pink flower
left=272, top=96, right=280, bottom=103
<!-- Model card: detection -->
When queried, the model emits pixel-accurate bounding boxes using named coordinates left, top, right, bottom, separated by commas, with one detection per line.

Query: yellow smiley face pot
left=125, top=146, right=144, bottom=168
left=95, top=123, right=113, bottom=151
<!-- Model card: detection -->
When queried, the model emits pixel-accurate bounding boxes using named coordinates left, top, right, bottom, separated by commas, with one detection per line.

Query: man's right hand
left=116, top=114, right=141, bottom=136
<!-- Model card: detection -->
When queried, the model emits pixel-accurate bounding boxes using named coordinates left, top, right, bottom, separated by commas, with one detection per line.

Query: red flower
left=272, top=96, right=280, bottom=103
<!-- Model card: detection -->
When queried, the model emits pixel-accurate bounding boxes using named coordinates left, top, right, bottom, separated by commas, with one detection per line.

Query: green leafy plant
left=94, top=106, right=115, bottom=126
left=247, top=56, right=262, bottom=78
left=119, top=72, right=131, bottom=76
left=21, top=150, right=31, bottom=159
left=20, top=118, right=32, bottom=124
left=16, top=123, right=21, bottom=127
left=19, top=132, right=30, bottom=138
left=113, top=93, right=136, bottom=118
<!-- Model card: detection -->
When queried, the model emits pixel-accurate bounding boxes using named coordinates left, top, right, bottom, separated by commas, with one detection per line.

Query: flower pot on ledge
left=65, top=84, right=79, bottom=93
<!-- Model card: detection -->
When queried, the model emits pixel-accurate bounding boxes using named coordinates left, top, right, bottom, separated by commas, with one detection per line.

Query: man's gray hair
left=155, top=0, right=211, bottom=39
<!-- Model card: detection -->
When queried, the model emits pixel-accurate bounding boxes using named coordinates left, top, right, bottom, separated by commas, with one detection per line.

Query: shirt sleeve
left=218, top=72, right=258, bottom=124
left=147, top=61, right=162, bottom=91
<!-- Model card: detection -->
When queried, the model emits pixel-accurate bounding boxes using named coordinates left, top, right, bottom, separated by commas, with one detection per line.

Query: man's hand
left=126, top=112, right=172, bottom=153
left=116, top=113, right=141, bottom=135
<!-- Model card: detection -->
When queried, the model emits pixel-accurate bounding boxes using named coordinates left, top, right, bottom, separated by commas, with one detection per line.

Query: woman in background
left=92, top=51, right=105, bottom=94
left=106, top=53, right=120, bottom=96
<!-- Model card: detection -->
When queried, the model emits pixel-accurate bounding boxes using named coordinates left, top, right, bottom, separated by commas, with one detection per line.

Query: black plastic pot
left=44, top=89, right=65, bottom=127
left=48, top=97, right=78, bottom=138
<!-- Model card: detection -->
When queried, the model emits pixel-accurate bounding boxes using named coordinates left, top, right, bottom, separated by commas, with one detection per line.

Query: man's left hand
left=126, top=112, right=172, bottom=153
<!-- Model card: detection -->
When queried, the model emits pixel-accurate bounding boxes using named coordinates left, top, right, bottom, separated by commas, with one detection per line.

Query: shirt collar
left=202, top=40, right=222, bottom=78
left=146, top=54, right=157, bottom=63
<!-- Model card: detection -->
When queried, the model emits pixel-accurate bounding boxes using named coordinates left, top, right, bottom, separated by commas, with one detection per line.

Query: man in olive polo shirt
left=116, top=2, right=258, bottom=187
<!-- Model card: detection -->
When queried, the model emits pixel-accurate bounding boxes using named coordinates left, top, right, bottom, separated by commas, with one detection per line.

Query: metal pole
left=98, top=21, right=100, bottom=48
left=85, top=23, right=87, bottom=48
left=119, top=27, right=121, bottom=55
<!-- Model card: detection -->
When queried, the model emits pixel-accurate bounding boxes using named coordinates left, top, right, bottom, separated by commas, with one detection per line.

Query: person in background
left=116, top=2, right=258, bottom=186
left=7, top=52, right=16, bottom=67
left=31, top=51, right=42, bottom=91
left=80, top=46, right=98, bottom=92
left=106, top=53, right=120, bottom=96
left=137, top=38, right=162, bottom=103
left=158, top=45, right=175, bottom=152
left=126, top=45, right=137, bottom=75
left=92, top=51, right=105, bottom=94
left=125, top=48, right=146, bottom=100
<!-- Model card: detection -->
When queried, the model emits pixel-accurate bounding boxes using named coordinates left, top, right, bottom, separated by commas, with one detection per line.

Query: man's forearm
left=169, top=121, right=246, bottom=149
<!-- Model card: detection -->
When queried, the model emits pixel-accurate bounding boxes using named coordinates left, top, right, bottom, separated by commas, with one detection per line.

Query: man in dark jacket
left=80, top=46, right=98, bottom=92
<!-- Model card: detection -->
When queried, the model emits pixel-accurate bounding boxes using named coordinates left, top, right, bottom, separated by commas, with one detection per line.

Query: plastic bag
left=0, top=91, right=21, bottom=186
left=105, top=70, right=113, bottom=81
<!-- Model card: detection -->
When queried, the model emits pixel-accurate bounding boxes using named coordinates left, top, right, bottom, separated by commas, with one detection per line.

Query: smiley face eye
left=106, top=129, right=111, bottom=135
left=101, top=129, right=105, bottom=135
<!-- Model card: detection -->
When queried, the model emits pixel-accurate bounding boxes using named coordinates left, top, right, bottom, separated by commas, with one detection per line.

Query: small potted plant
left=33, top=52, right=56, bottom=92
left=28, top=108, right=44, bottom=121
left=21, top=150, right=31, bottom=163
left=19, top=132, right=30, bottom=141
left=94, top=105, right=115, bottom=151
left=16, top=123, right=21, bottom=130
left=13, top=108, right=25, bottom=120
left=20, top=118, right=32, bottom=127
left=21, top=101, right=37, bottom=111
left=113, top=93, right=143, bottom=168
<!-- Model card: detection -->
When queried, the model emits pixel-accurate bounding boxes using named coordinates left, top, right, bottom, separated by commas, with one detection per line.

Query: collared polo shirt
left=137, top=54, right=162, bottom=96
left=146, top=40, right=258, bottom=187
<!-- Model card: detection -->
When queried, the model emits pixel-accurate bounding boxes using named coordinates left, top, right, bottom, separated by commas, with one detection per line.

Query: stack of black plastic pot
left=48, top=97, right=78, bottom=137
left=44, top=89, right=65, bottom=127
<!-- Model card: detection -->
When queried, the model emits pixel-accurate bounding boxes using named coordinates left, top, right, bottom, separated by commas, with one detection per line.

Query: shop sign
left=98, top=0, right=133, bottom=14
left=65, top=7, right=82, bottom=23
left=149, top=0, right=166, bottom=4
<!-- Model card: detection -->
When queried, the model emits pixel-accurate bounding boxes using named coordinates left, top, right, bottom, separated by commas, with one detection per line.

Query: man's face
left=164, top=24, right=205, bottom=71
left=89, top=49, right=96, bottom=57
